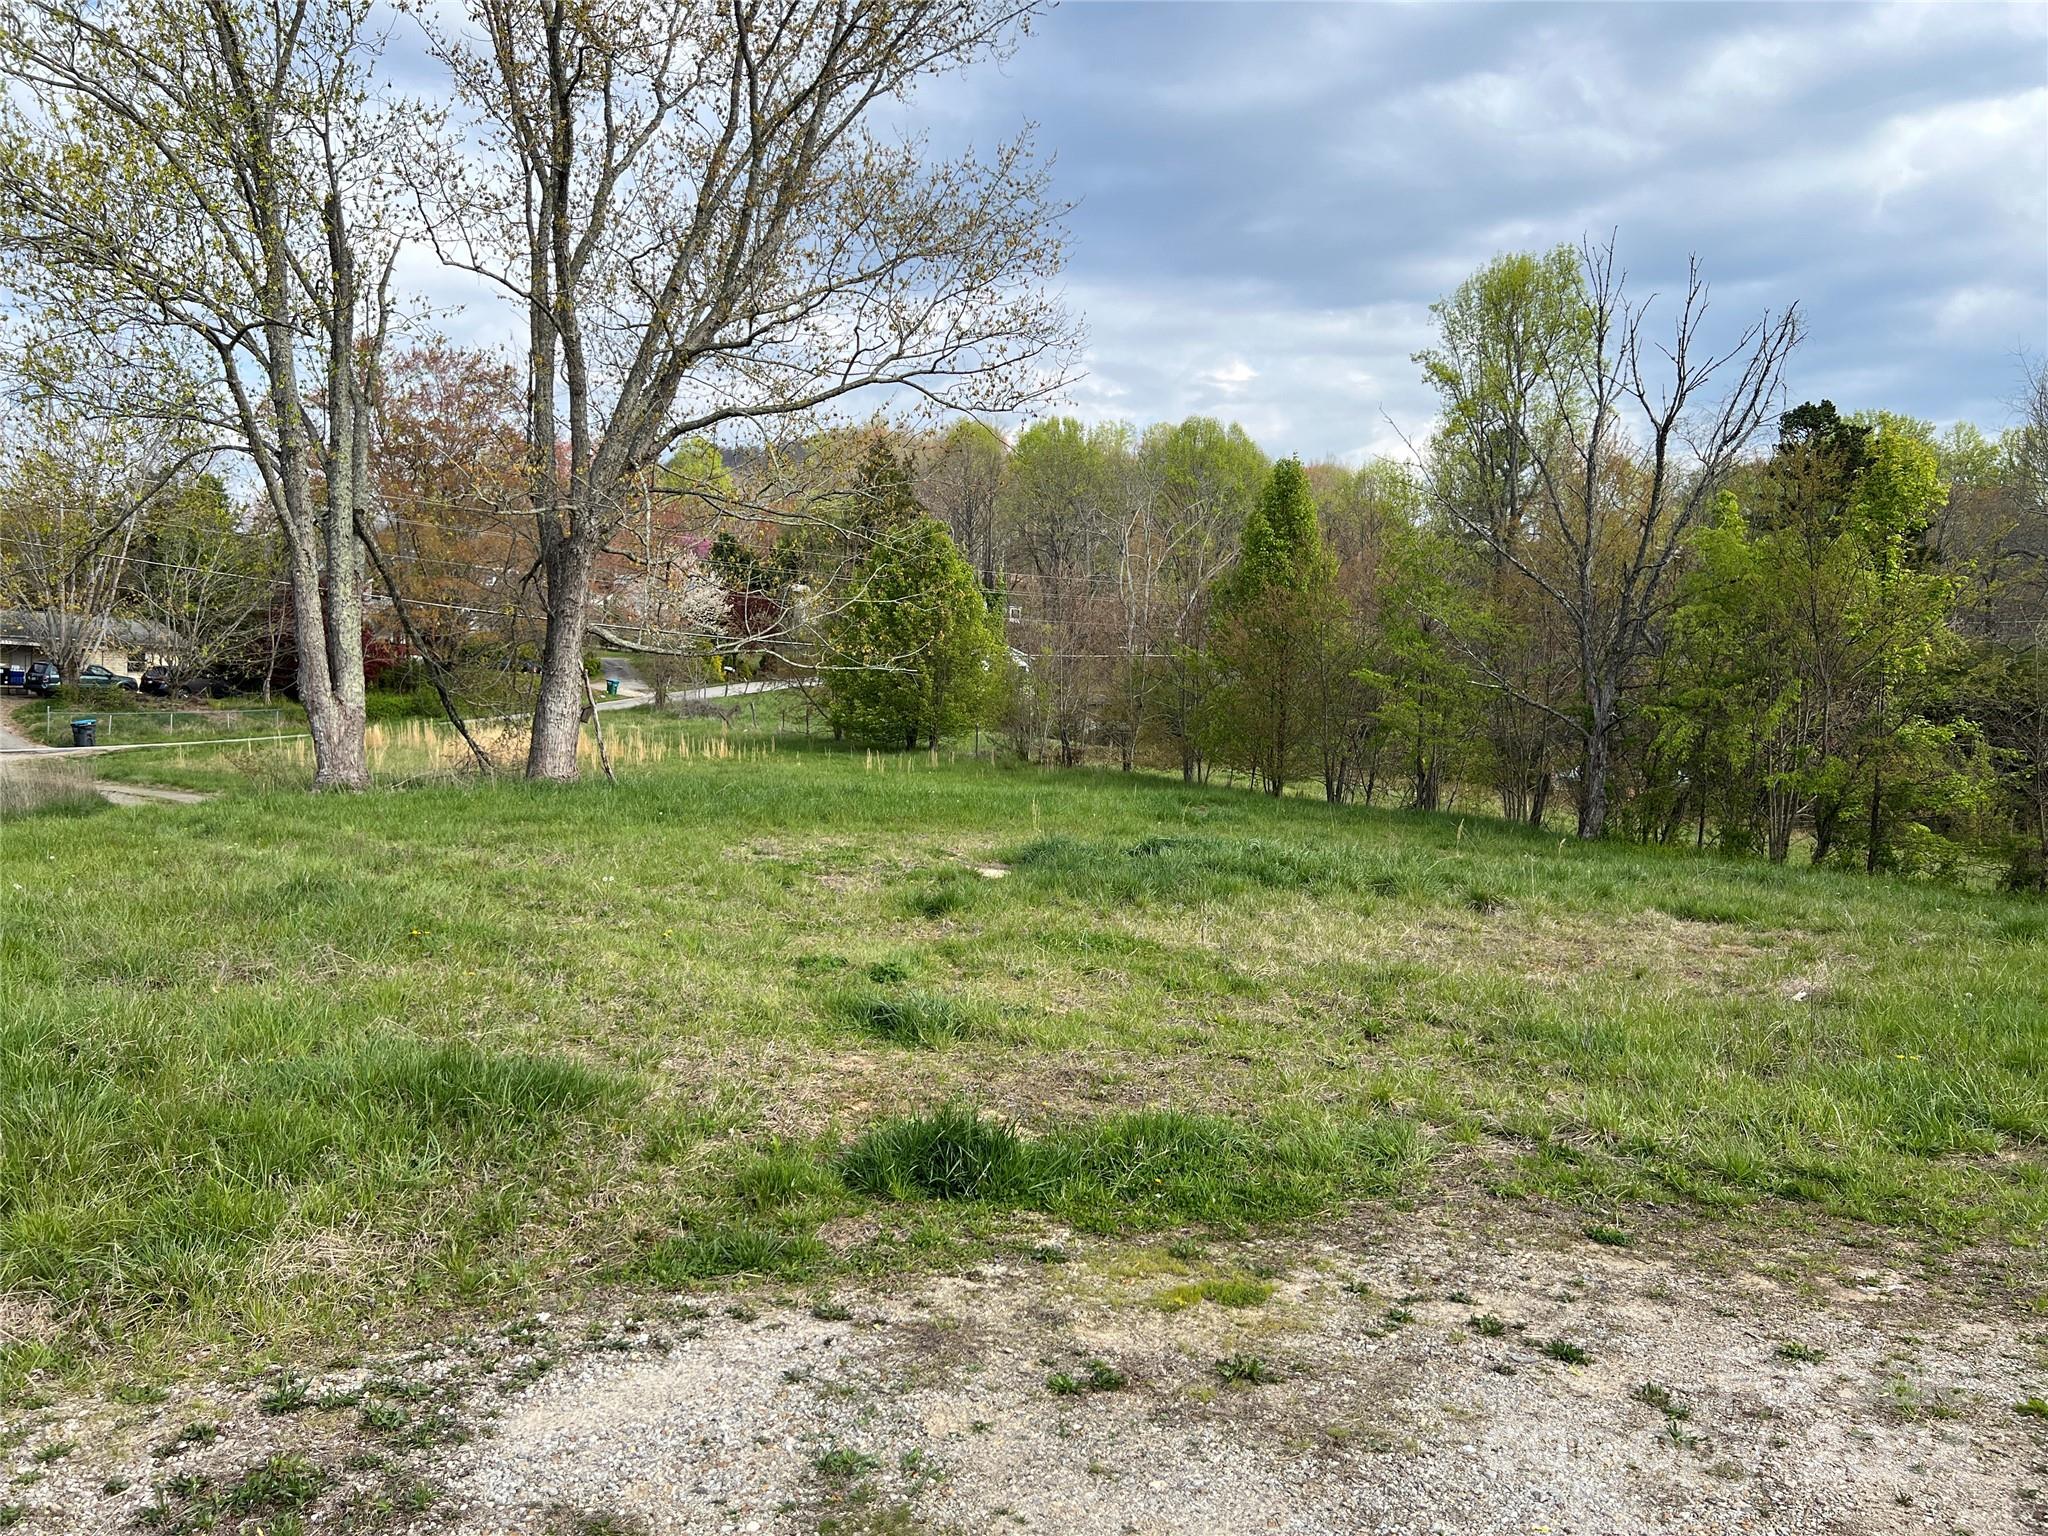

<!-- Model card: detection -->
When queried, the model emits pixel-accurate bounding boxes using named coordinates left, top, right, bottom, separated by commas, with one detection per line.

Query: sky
left=884, top=0, right=2048, bottom=463
left=395, top=0, right=2048, bottom=465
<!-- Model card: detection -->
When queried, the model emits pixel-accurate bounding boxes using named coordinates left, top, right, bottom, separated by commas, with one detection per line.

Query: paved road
left=0, top=700, right=47, bottom=755
left=591, top=676, right=800, bottom=712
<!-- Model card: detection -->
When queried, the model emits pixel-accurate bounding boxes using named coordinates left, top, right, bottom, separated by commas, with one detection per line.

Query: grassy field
left=2, top=709, right=2043, bottom=1390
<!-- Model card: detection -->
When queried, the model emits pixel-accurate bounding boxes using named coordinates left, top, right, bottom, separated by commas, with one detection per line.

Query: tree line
left=788, top=245, right=2046, bottom=890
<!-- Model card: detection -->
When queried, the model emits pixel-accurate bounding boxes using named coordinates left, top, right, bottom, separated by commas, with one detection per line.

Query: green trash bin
left=70, top=717, right=97, bottom=747
left=605, top=677, right=620, bottom=698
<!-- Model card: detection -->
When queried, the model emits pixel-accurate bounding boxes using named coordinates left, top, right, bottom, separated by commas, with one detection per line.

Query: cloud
left=913, top=0, right=2047, bottom=450
left=1198, top=359, right=1258, bottom=392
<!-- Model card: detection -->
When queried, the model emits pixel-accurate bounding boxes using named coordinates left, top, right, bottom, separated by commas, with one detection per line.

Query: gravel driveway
left=2, top=1203, right=2037, bottom=1535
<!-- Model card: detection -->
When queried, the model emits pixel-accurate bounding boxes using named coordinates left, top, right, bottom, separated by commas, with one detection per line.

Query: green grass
left=1, top=712, right=2044, bottom=1380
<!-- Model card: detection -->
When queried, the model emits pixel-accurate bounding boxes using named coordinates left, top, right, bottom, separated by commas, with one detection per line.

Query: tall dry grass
left=0, top=754, right=102, bottom=817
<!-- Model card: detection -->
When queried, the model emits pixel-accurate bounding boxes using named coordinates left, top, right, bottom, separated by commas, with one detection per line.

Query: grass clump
left=1008, top=832, right=1417, bottom=906
left=842, top=988, right=978, bottom=1048
left=1632, top=1381, right=1690, bottom=1420
left=1583, top=1223, right=1633, bottom=1247
left=731, top=1145, right=843, bottom=1215
left=837, top=1103, right=1419, bottom=1231
left=152, top=1421, right=220, bottom=1459
left=640, top=1222, right=825, bottom=1283
left=904, top=869, right=986, bottom=919
left=1214, top=1353, right=1281, bottom=1385
left=227, top=1454, right=325, bottom=1512
left=1468, top=1313, right=1508, bottom=1338
left=1151, top=1276, right=1273, bottom=1312
left=1045, top=1360, right=1125, bottom=1397
left=841, top=1106, right=1028, bottom=1202
left=1775, top=1341, right=1827, bottom=1364
left=813, top=1446, right=880, bottom=1480
left=258, top=1375, right=312, bottom=1415
left=1541, top=1338, right=1592, bottom=1365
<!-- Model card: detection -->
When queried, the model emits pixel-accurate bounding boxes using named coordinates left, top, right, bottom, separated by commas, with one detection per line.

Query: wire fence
left=38, top=705, right=286, bottom=746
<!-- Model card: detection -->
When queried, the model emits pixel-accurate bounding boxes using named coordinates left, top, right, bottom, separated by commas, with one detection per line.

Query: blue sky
left=896, top=0, right=2047, bottom=461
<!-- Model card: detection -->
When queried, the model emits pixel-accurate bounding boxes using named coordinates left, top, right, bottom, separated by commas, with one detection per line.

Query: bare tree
left=420, top=0, right=1074, bottom=781
left=0, top=0, right=401, bottom=788
left=1422, top=238, right=1799, bottom=837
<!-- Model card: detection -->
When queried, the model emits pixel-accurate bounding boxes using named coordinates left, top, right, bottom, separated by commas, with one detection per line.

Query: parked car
left=78, top=663, right=139, bottom=690
left=142, top=666, right=225, bottom=698
left=24, top=660, right=60, bottom=696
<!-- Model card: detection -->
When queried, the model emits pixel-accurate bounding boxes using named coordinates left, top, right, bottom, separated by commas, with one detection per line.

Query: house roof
left=0, top=609, right=179, bottom=649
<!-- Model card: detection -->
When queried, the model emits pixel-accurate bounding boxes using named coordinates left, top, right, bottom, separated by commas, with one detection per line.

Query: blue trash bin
left=70, top=718, right=97, bottom=747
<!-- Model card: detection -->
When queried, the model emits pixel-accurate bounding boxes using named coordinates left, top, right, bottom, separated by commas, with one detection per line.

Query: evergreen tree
left=1200, top=458, right=1339, bottom=795
left=822, top=444, right=1007, bottom=749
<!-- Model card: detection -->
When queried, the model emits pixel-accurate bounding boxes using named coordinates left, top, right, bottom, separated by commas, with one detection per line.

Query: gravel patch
left=1, top=1203, right=2038, bottom=1535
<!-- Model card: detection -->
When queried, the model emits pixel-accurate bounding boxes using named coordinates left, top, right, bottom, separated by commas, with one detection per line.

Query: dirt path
left=0, top=696, right=44, bottom=755
left=94, top=782, right=210, bottom=807
left=2, top=1203, right=2037, bottom=1535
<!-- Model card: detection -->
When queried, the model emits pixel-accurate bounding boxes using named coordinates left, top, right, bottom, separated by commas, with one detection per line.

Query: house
left=0, top=609, right=177, bottom=681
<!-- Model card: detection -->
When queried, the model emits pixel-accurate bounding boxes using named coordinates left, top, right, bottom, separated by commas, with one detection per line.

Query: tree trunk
left=1578, top=732, right=1609, bottom=839
left=1577, top=680, right=1616, bottom=840
left=528, top=541, right=595, bottom=781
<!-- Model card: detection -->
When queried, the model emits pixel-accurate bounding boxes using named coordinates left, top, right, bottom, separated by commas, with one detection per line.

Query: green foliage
left=1200, top=458, right=1342, bottom=794
left=840, top=1105, right=1028, bottom=1202
left=4, top=712, right=2046, bottom=1370
left=1663, top=408, right=1980, bottom=869
left=821, top=445, right=1007, bottom=750
left=640, top=1223, right=826, bottom=1283
left=1214, top=1353, right=1280, bottom=1385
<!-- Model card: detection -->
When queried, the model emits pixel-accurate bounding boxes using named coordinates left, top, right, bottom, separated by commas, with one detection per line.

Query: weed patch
left=640, top=1222, right=825, bottom=1283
